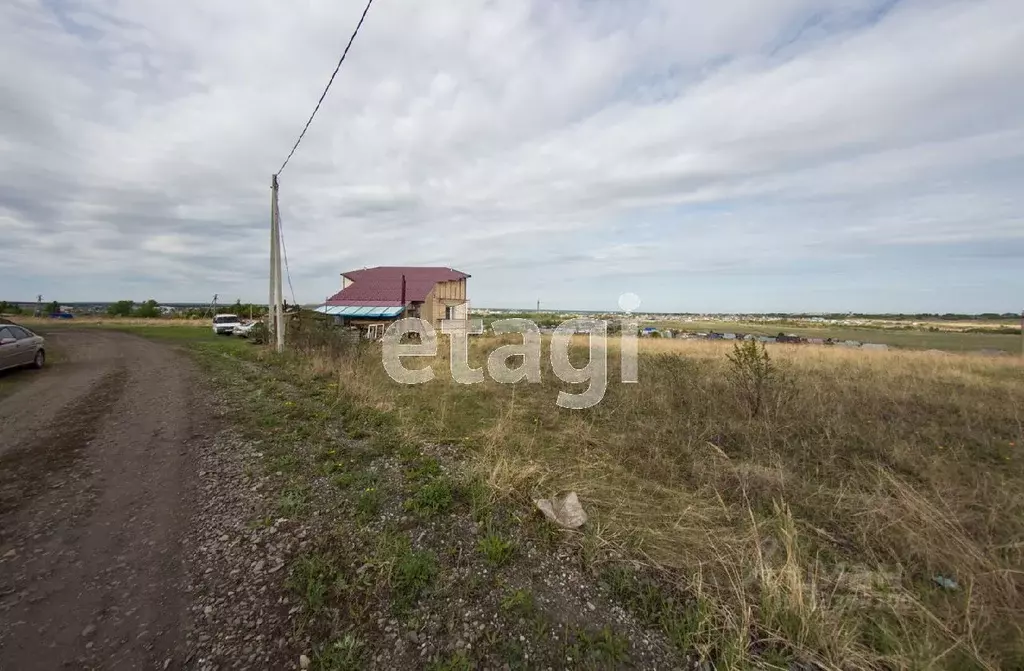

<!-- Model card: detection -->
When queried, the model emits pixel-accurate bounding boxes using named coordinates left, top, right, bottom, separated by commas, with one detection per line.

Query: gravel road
left=0, top=331, right=222, bottom=669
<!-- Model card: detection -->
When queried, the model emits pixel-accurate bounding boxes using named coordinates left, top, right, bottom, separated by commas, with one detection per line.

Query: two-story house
left=315, top=266, right=470, bottom=339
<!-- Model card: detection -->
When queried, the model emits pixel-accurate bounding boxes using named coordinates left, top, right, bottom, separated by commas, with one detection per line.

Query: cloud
left=1, top=0, right=1023, bottom=312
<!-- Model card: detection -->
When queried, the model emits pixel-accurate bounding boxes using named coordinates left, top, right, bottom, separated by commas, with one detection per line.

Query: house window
left=445, top=305, right=455, bottom=320
left=366, top=324, right=385, bottom=340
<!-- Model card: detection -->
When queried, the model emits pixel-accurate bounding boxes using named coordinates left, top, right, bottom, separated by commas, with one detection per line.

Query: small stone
left=299, top=654, right=311, bottom=669
left=219, top=534, right=230, bottom=542
left=81, top=624, right=97, bottom=638
left=2, top=549, right=15, bottom=560
left=204, top=606, right=213, bottom=616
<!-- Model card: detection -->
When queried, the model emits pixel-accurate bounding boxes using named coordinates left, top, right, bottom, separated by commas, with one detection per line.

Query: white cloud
left=1, top=0, right=1023, bottom=311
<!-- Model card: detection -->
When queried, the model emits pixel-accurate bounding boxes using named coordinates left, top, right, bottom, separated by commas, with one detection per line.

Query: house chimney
left=401, top=274, right=406, bottom=306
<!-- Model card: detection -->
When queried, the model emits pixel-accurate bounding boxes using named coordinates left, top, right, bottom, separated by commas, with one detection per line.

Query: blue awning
left=314, top=305, right=404, bottom=318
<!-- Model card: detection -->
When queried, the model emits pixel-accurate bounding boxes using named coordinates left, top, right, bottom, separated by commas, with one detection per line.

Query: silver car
left=0, top=324, right=45, bottom=372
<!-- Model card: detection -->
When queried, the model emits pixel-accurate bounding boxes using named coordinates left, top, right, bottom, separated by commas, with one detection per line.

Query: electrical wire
left=275, top=199, right=298, bottom=307
left=276, top=0, right=375, bottom=176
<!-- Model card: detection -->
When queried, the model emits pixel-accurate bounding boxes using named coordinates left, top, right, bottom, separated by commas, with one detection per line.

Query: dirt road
left=0, top=330, right=206, bottom=669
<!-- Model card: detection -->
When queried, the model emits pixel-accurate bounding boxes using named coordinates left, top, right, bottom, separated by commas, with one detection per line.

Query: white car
left=232, top=321, right=259, bottom=338
left=212, top=313, right=241, bottom=335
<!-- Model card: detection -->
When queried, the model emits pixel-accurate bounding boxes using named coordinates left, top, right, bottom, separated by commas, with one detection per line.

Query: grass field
left=290, top=332, right=1024, bottom=669
left=23, top=318, right=1024, bottom=668
left=650, top=320, right=1023, bottom=353
left=14, top=316, right=211, bottom=329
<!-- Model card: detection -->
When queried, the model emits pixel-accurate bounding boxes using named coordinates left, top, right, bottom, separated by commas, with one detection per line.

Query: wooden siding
left=421, top=286, right=436, bottom=325
left=422, top=279, right=468, bottom=328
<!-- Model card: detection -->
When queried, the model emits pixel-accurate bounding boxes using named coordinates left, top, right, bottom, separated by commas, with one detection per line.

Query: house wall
left=434, top=279, right=467, bottom=302
left=421, top=286, right=436, bottom=325
left=425, top=279, right=468, bottom=326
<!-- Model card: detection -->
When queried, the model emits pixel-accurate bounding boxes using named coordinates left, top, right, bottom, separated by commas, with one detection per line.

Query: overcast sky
left=2, top=0, right=1023, bottom=313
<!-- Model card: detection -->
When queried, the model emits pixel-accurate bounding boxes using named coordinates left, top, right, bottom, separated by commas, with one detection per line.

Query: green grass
left=355, top=486, right=382, bottom=522
left=314, top=634, right=365, bottom=670
left=426, top=651, right=472, bottom=671
left=566, top=625, right=632, bottom=668
left=404, top=478, right=455, bottom=518
left=477, top=532, right=516, bottom=567
left=276, top=485, right=309, bottom=517
left=288, top=553, right=345, bottom=615
left=30, top=320, right=253, bottom=354
left=392, top=547, right=437, bottom=608
left=500, top=588, right=535, bottom=616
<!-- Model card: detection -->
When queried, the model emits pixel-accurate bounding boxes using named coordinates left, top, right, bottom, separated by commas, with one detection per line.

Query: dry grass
left=295, top=335, right=1024, bottom=669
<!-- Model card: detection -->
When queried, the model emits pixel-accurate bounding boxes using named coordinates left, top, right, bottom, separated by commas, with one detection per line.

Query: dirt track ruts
left=0, top=330, right=207, bottom=669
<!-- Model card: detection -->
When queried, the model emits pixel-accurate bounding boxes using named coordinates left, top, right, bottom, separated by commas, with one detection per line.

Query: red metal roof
left=325, top=266, right=469, bottom=306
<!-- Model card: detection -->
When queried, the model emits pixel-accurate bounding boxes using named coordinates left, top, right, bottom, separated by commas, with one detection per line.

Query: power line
left=276, top=0, right=375, bottom=176
left=274, top=199, right=298, bottom=307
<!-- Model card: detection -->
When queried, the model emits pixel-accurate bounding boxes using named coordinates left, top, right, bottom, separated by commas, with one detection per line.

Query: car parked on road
left=212, top=313, right=241, bottom=336
left=0, top=324, right=45, bottom=372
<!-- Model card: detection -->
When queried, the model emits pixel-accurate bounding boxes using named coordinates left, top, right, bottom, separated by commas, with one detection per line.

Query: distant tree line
left=0, top=300, right=61, bottom=315
left=104, top=299, right=268, bottom=319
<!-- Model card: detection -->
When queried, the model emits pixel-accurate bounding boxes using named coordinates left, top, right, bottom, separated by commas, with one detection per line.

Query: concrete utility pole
left=36, top=294, right=42, bottom=317
left=269, top=177, right=276, bottom=339
left=269, top=174, right=284, bottom=352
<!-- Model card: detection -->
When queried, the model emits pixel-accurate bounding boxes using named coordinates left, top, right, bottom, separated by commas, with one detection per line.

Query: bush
left=107, top=300, right=134, bottom=317
left=134, top=299, right=160, bottom=318
left=726, top=339, right=777, bottom=418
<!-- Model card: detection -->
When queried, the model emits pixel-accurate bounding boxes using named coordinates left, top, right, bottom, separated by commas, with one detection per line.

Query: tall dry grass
left=295, top=335, right=1024, bottom=668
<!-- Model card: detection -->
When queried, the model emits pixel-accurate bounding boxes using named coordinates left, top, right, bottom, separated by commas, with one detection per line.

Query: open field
left=288, top=332, right=1024, bottom=669
left=15, top=313, right=1021, bottom=353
